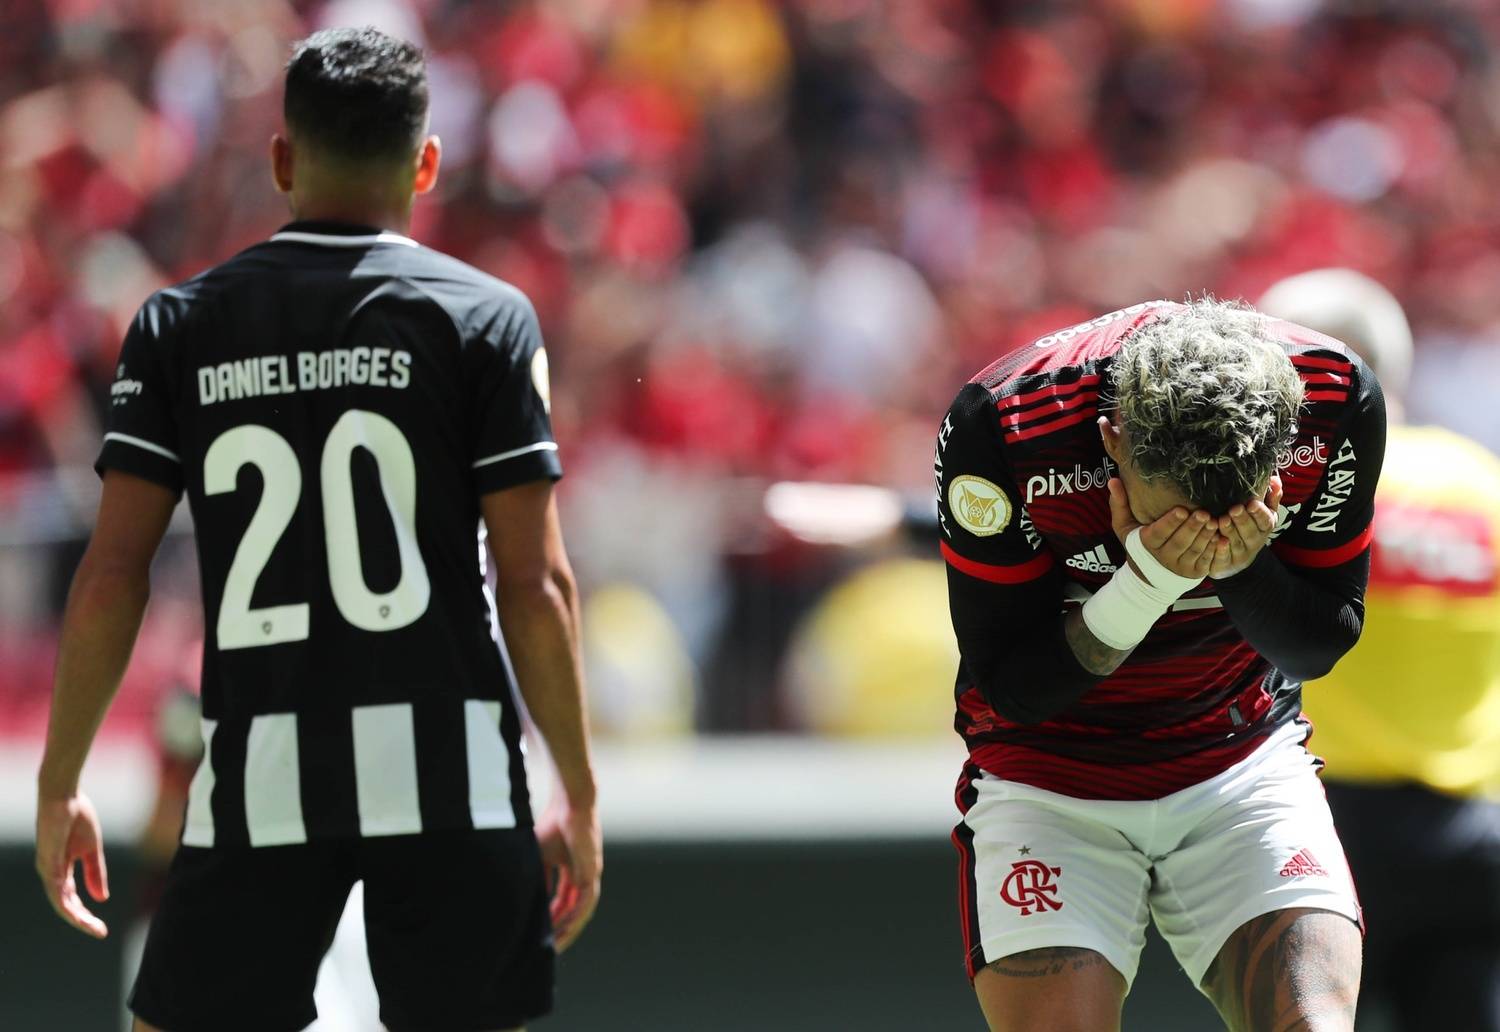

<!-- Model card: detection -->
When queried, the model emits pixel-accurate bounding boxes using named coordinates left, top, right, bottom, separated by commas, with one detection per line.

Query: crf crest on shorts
left=999, top=858, right=1063, bottom=916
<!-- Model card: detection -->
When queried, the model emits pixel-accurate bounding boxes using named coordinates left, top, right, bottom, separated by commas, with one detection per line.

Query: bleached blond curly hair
left=1109, top=298, right=1305, bottom=513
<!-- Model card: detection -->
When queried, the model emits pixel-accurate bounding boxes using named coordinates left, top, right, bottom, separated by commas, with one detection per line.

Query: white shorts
left=953, top=720, right=1363, bottom=990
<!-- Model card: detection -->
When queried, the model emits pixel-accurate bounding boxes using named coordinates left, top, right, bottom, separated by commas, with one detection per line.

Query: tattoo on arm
left=1063, top=608, right=1135, bottom=676
left=987, top=946, right=1110, bottom=979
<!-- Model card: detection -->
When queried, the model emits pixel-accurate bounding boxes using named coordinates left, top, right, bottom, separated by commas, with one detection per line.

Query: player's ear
left=271, top=133, right=294, bottom=194
left=1097, top=415, right=1123, bottom=463
left=413, top=136, right=441, bottom=196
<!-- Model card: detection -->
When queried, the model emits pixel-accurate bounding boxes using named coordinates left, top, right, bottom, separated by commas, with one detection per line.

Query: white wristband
left=1080, top=529, right=1202, bottom=651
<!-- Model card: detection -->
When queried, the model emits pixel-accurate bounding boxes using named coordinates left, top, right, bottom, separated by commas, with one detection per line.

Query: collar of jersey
left=269, top=220, right=419, bottom=248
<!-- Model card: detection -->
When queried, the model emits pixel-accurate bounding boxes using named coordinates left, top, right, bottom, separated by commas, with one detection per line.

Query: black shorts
left=129, top=828, right=554, bottom=1032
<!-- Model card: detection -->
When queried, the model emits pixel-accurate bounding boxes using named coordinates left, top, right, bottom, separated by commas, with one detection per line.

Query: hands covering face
left=1108, top=476, right=1283, bottom=584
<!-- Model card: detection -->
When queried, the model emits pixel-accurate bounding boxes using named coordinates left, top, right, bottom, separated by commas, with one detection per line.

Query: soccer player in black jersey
left=34, top=28, right=600, bottom=1031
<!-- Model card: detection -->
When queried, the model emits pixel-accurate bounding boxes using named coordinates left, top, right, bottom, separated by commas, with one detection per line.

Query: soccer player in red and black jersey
left=939, top=298, right=1385, bottom=1031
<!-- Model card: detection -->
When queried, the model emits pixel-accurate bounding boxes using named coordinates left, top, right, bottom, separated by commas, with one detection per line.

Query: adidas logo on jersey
left=1065, top=545, right=1117, bottom=573
left=1278, top=849, right=1327, bottom=878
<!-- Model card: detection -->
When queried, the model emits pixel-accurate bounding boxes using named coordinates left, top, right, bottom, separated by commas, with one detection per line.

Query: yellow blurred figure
left=583, top=583, right=696, bottom=737
left=785, top=558, right=958, bottom=737
left=1261, top=269, right=1500, bottom=1032
left=1303, top=424, right=1500, bottom=795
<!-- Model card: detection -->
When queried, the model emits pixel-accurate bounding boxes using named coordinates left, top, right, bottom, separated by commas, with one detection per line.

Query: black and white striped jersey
left=97, top=220, right=561, bottom=848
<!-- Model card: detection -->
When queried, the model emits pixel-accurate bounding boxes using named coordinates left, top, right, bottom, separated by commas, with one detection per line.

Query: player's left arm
left=38, top=298, right=183, bottom=938
left=467, top=288, right=599, bottom=950
left=36, top=471, right=176, bottom=938
left=1211, top=369, right=1388, bottom=682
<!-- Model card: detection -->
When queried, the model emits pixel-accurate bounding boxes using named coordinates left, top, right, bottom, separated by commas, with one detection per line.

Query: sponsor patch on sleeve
left=948, top=475, right=1013, bottom=537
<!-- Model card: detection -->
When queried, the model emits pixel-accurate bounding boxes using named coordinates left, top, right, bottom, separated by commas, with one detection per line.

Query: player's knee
left=973, top=947, right=1124, bottom=1032
left=1208, top=908, right=1360, bottom=1032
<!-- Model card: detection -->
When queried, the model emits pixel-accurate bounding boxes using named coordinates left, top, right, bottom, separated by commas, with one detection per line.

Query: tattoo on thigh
left=1203, top=910, right=1359, bottom=1032
left=987, top=946, right=1109, bottom=980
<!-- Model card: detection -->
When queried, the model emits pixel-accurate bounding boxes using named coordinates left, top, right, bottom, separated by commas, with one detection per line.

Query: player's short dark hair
left=284, top=27, right=428, bottom=165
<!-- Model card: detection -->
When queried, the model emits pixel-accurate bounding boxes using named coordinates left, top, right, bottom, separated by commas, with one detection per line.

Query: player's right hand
left=1107, top=478, right=1218, bottom=585
left=536, top=800, right=601, bottom=953
left=34, top=790, right=110, bottom=939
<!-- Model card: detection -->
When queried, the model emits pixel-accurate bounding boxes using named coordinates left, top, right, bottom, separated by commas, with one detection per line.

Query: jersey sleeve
left=937, top=384, right=1054, bottom=584
left=1272, top=361, right=1387, bottom=570
left=1214, top=362, right=1388, bottom=682
left=94, top=298, right=184, bottom=495
left=938, top=384, right=1101, bottom=725
left=468, top=292, right=563, bottom=495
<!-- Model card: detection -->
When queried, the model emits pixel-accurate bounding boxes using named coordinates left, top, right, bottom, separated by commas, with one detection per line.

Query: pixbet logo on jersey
left=1025, top=463, right=1109, bottom=504
left=1277, top=436, right=1328, bottom=470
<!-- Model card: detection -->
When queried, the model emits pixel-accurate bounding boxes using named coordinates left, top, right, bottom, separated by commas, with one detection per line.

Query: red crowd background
left=3, top=0, right=1499, bottom=740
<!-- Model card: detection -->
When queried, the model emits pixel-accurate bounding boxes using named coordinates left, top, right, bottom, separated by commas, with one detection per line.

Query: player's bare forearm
left=481, top=482, right=597, bottom=809
left=39, top=560, right=151, bottom=797
left=495, top=552, right=603, bottom=950
left=39, top=473, right=175, bottom=798
left=495, top=567, right=596, bottom=807
left=1062, top=606, right=1135, bottom=676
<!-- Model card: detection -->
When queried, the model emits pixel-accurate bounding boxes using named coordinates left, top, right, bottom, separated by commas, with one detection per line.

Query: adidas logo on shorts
left=1065, top=544, right=1117, bottom=573
left=1278, top=848, right=1327, bottom=878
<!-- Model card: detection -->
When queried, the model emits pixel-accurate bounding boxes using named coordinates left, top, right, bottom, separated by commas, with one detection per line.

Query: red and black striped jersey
left=937, top=301, right=1385, bottom=800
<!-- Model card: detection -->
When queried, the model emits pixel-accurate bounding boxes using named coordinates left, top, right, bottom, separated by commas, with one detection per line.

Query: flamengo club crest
left=1000, top=858, right=1063, bottom=916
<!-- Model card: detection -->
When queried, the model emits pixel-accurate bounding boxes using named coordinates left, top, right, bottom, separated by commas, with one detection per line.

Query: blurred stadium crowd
left=3, top=0, right=1500, bottom=744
